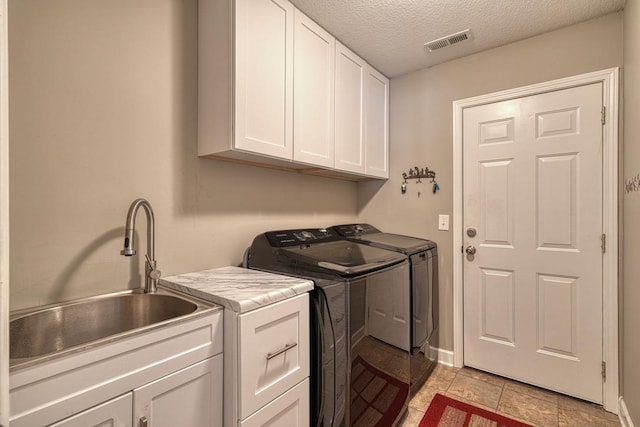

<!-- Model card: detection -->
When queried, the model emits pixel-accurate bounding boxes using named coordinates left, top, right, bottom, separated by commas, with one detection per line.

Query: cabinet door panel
left=364, top=66, right=389, bottom=178
left=238, top=294, right=309, bottom=419
left=235, top=0, right=294, bottom=159
left=134, top=355, right=223, bottom=427
left=49, top=393, right=132, bottom=427
left=334, top=41, right=365, bottom=174
left=293, top=10, right=335, bottom=167
left=240, top=379, right=309, bottom=427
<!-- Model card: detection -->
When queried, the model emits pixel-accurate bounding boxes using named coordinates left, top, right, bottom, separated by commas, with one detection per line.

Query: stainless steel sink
left=10, top=287, right=216, bottom=366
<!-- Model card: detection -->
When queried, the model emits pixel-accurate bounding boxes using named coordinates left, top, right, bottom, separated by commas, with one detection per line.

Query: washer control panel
left=266, top=228, right=338, bottom=247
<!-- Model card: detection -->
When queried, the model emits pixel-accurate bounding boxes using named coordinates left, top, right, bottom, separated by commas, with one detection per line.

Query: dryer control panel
left=331, top=223, right=379, bottom=237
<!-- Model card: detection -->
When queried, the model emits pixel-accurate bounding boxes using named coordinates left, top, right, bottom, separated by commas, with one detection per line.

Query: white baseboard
left=620, top=397, right=635, bottom=427
left=430, top=346, right=454, bottom=367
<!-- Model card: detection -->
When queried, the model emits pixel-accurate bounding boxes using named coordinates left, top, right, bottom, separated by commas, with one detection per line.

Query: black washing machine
left=330, top=224, right=439, bottom=394
left=246, top=228, right=413, bottom=427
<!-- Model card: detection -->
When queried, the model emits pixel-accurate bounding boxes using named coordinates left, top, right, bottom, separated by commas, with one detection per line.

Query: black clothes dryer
left=330, top=224, right=439, bottom=394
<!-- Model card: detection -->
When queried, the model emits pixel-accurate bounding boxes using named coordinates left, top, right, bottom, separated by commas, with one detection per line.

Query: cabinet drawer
left=239, top=378, right=309, bottom=427
left=238, top=293, right=309, bottom=419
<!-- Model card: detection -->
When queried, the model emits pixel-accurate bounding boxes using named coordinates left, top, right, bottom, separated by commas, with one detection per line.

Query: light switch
left=438, top=215, right=450, bottom=231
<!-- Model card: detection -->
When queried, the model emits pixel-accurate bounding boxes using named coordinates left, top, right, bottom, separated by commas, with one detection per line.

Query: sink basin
left=10, top=289, right=207, bottom=362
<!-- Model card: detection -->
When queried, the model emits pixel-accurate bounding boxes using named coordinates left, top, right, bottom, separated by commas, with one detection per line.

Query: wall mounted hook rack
left=401, top=166, right=439, bottom=194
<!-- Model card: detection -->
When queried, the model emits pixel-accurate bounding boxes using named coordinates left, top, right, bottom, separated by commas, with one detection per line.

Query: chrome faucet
left=121, top=198, right=161, bottom=293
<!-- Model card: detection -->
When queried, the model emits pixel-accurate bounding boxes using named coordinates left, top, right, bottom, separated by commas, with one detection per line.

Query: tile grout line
left=557, top=390, right=560, bottom=427
left=496, top=379, right=505, bottom=414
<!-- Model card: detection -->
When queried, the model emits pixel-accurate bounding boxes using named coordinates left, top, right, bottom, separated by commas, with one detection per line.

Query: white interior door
left=462, top=83, right=604, bottom=403
left=366, top=263, right=410, bottom=352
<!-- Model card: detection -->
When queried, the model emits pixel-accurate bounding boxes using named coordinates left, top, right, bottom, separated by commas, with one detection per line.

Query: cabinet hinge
left=602, top=361, right=606, bottom=380
left=601, top=106, right=606, bottom=125
left=601, top=234, right=606, bottom=253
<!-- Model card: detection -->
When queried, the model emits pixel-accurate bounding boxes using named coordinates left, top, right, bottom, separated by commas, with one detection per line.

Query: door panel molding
left=453, top=68, right=619, bottom=412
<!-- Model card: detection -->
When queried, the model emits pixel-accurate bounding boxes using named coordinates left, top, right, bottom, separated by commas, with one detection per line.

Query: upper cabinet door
left=235, top=0, right=294, bottom=160
left=364, top=66, right=389, bottom=178
left=293, top=10, right=335, bottom=168
left=334, top=41, right=366, bottom=174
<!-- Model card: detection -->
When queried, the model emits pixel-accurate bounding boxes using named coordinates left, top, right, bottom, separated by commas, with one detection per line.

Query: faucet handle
left=145, top=254, right=162, bottom=280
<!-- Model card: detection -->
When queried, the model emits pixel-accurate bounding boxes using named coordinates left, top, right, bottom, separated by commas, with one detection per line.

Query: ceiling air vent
left=424, top=29, right=472, bottom=52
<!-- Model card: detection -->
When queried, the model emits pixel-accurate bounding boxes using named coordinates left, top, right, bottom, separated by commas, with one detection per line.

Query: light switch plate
left=438, top=214, right=450, bottom=231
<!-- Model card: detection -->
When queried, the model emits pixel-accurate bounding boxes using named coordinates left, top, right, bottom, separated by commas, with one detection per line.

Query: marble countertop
left=160, top=266, right=314, bottom=314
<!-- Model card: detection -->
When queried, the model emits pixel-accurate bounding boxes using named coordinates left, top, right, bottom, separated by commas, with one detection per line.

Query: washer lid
left=281, top=240, right=406, bottom=276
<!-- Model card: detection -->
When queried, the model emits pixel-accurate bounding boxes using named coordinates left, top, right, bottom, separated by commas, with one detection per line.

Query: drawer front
left=239, top=379, right=309, bottom=427
left=238, top=293, right=309, bottom=419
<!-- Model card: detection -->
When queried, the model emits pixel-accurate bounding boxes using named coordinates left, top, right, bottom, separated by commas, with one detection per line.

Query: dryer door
left=411, top=252, right=430, bottom=350
left=366, top=262, right=410, bottom=352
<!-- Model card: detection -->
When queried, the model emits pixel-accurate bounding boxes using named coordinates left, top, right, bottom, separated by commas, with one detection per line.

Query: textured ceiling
left=288, top=0, right=626, bottom=77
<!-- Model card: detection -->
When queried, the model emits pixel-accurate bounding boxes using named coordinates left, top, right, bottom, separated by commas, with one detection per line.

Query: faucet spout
left=121, top=198, right=160, bottom=293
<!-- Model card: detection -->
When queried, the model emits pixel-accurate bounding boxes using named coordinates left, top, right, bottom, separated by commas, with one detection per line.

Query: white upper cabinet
left=234, top=0, right=294, bottom=160
left=198, top=0, right=389, bottom=180
left=364, top=66, right=389, bottom=178
left=334, top=42, right=366, bottom=174
left=293, top=10, right=335, bottom=168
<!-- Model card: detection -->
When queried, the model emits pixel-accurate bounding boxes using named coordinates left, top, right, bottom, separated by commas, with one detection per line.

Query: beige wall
left=8, top=0, right=627, bottom=374
left=623, top=0, right=640, bottom=421
left=358, top=12, right=624, bottom=351
left=8, top=0, right=358, bottom=309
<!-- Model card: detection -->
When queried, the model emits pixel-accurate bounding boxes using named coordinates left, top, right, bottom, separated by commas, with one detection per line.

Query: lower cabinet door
left=49, top=393, right=132, bottom=427
left=134, top=355, right=223, bottom=427
left=240, top=379, right=309, bottom=427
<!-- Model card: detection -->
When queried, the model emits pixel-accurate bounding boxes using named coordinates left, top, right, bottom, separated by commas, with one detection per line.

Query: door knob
left=465, top=245, right=476, bottom=255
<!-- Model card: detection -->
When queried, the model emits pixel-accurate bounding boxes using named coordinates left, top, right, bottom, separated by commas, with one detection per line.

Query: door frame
left=452, top=68, right=619, bottom=412
left=1, top=0, right=9, bottom=423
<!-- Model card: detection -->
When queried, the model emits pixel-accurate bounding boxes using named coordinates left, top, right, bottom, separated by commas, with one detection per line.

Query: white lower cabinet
left=134, top=355, right=223, bottom=427
left=11, top=307, right=223, bottom=427
left=225, top=293, right=310, bottom=427
left=49, top=393, right=133, bottom=427
left=52, top=355, right=223, bottom=427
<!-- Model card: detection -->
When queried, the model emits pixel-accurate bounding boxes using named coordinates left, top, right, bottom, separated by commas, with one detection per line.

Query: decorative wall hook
left=401, top=166, right=440, bottom=194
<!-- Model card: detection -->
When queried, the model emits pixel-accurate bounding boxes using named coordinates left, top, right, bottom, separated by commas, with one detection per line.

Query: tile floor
left=401, top=364, right=620, bottom=427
